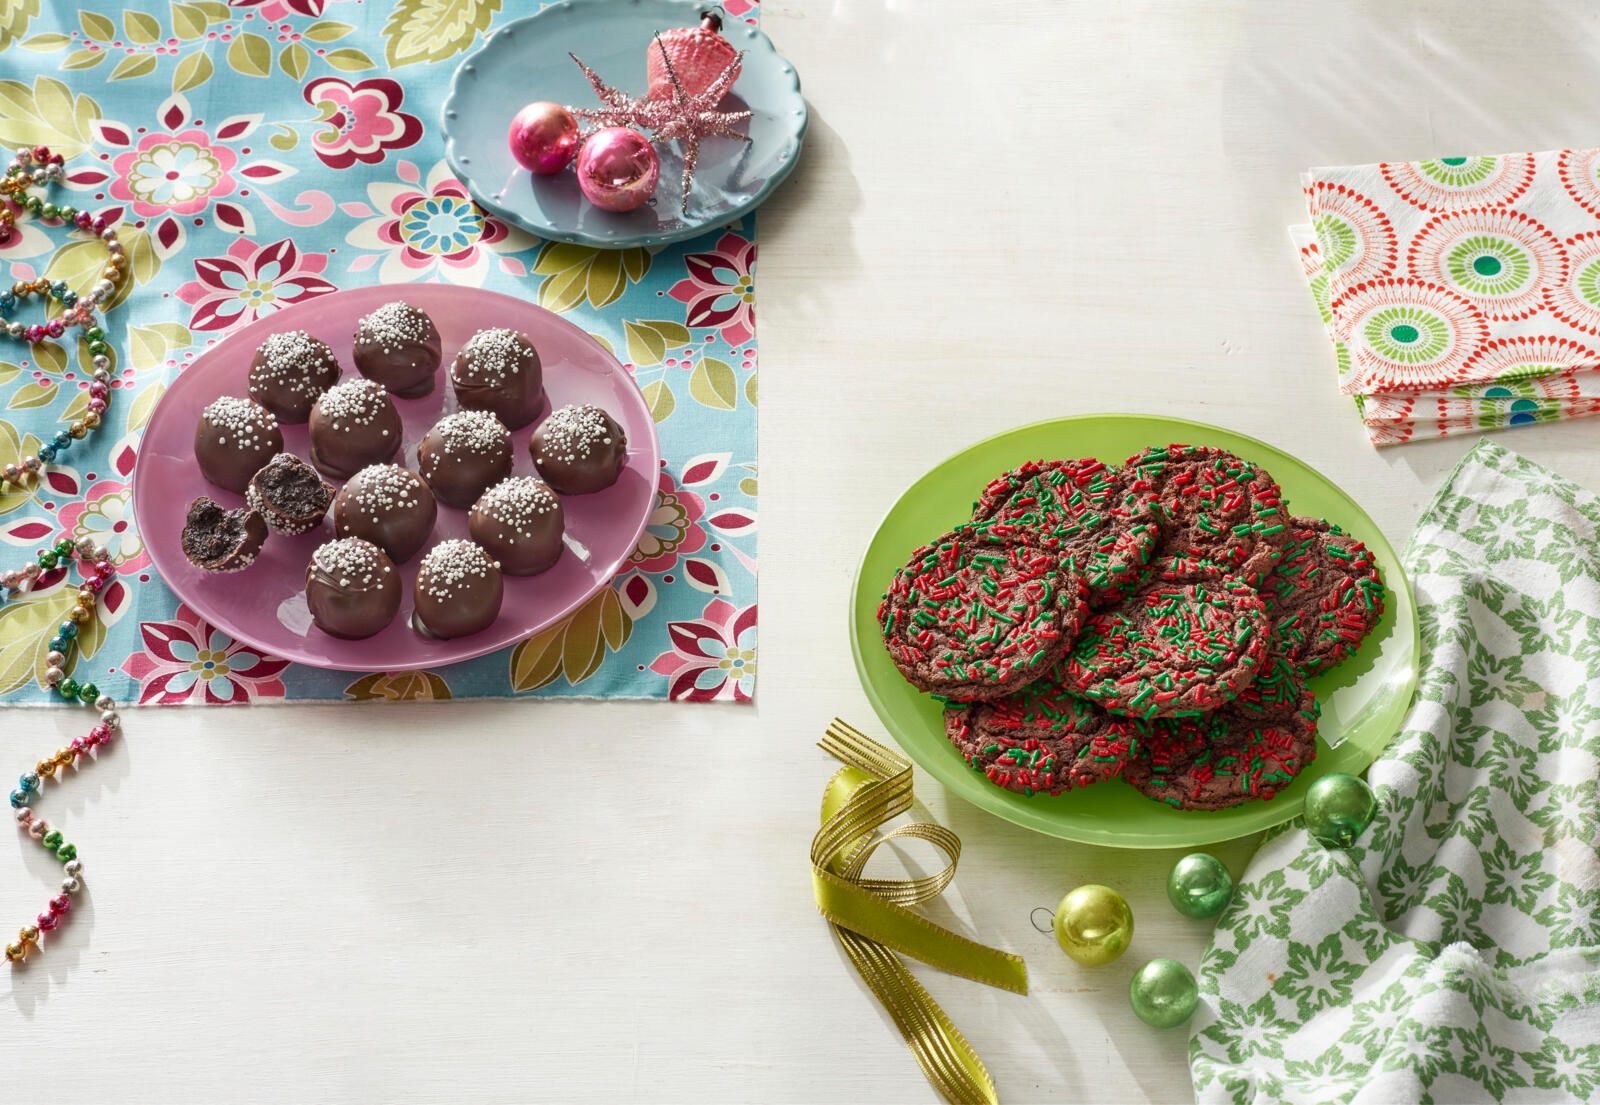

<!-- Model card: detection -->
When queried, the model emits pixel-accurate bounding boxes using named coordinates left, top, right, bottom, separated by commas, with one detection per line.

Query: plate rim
left=131, top=282, right=662, bottom=673
left=846, top=412, right=1421, bottom=849
left=440, top=0, right=809, bottom=250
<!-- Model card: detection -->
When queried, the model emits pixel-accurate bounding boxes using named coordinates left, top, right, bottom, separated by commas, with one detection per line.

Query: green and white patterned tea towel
left=1192, top=440, right=1600, bottom=1103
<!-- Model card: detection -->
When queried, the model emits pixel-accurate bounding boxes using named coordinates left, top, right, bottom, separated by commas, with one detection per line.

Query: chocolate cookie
left=1123, top=444, right=1290, bottom=584
left=1061, top=573, right=1268, bottom=720
left=1229, top=638, right=1308, bottom=722
left=878, top=526, right=1089, bottom=701
left=1262, top=517, right=1386, bottom=675
left=308, top=378, right=402, bottom=480
left=969, top=458, right=1162, bottom=606
left=1123, top=688, right=1320, bottom=810
left=944, top=672, right=1145, bottom=796
left=180, top=497, right=267, bottom=573
left=248, top=330, right=340, bottom=424
left=352, top=300, right=441, bottom=399
left=194, top=396, right=282, bottom=494
left=450, top=327, right=543, bottom=430
left=246, top=453, right=333, bottom=536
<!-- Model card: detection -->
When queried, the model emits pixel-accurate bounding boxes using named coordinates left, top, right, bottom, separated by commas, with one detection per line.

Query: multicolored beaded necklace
left=2, top=143, right=130, bottom=968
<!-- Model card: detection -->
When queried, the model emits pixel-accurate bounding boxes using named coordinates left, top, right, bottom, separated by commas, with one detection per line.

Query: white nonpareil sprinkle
left=316, top=378, right=391, bottom=432
left=533, top=404, right=617, bottom=464
left=312, top=537, right=390, bottom=589
left=357, top=301, right=433, bottom=353
left=429, top=409, right=509, bottom=458
left=203, top=396, right=277, bottom=450
left=453, top=327, right=533, bottom=385
left=342, top=464, right=426, bottom=529
left=477, top=477, right=559, bottom=540
left=419, top=539, right=495, bottom=598
left=253, top=330, right=338, bottom=396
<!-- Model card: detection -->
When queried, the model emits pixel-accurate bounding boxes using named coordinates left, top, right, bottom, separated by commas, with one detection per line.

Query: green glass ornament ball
left=1053, top=884, right=1134, bottom=966
left=1304, top=772, right=1377, bottom=848
left=1129, top=957, right=1199, bottom=1028
left=1167, top=853, right=1233, bottom=918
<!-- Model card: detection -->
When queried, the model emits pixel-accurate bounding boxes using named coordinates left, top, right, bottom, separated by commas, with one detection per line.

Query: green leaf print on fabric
left=1192, top=440, right=1600, bottom=1104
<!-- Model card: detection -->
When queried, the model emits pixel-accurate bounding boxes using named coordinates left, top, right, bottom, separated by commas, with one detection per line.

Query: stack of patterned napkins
left=1292, top=148, right=1600, bottom=445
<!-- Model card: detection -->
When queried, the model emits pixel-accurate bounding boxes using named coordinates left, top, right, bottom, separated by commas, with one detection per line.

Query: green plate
left=847, top=414, right=1419, bottom=849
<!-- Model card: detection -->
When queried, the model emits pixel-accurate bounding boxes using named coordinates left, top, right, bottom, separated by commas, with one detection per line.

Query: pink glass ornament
left=507, top=101, right=580, bottom=175
left=575, top=127, right=659, bottom=213
left=647, top=12, right=741, bottom=101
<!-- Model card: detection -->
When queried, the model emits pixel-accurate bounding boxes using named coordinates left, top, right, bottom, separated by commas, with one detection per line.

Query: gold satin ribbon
left=812, top=719, right=1027, bottom=1105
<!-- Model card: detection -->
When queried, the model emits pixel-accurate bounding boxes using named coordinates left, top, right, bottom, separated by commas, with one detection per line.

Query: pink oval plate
left=132, top=284, right=660, bottom=672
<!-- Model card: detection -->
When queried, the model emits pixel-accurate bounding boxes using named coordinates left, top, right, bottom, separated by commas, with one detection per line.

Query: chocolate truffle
left=180, top=496, right=267, bottom=573
left=530, top=403, right=628, bottom=494
left=194, top=396, right=283, bottom=494
left=450, top=327, right=543, bottom=429
left=416, top=409, right=513, bottom=509
left=248, top=329, right=340, bottom=423
left=413, top=539, right=503, bottom=639
left=308, top=378, right=402, bottom=480
left=305, top=537, right=400, bottom=640
left=469, top=477, right=565, bottom=576
left=331, top=464, right=437, bottom=563
left=246, top=453, right=334, bottom=536
left=352, top=301, right=441, bottom=398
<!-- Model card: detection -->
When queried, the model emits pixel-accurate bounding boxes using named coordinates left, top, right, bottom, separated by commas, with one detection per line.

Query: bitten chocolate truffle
left=469, top=476, right=565, bottom=576
left=530, top=403, right=627, bottom=494
left=305, top=537, right=400, bottom=639
left=450, top=327, right=543, bottom=429
left=246, top=453, right=334, bottom=536
left=194, top=395, right=282, bottom=494
left=352, top=300, right=441, bottom=399
left=248, top=329, right=340, bottom=423
left=331, top=464, right=437, bottom=563
left=416, top=409, right=513, bottom=509
left=180, top=496, right=267, bottom=573
left=413, top=539, right=502, bottom=639
left=308, top=378, right=401, bottom=480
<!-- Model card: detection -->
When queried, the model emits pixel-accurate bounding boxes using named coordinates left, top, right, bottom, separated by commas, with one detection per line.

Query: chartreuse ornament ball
left=1053, top=884, right=1134, bottom=966
left=1129, top=958, right=1199, bottom=1028
left=1303, top=772, right=1377, bottom=848
left=1167, top=853, right=1233, bottom=918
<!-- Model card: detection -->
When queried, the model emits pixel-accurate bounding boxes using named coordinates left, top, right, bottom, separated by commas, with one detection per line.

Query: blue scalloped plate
left=442, top=0, right=807, bottom=249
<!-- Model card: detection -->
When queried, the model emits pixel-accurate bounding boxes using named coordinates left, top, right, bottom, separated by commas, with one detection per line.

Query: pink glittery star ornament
left=567, top=34, right=751, bottom=215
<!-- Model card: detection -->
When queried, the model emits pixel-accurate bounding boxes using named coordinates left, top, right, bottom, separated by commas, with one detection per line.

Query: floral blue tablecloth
left=0, top=0, right=761, bottom=705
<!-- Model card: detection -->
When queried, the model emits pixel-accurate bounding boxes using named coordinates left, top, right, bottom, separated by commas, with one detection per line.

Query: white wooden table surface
left=8, top=3, right=1600, bottom=1102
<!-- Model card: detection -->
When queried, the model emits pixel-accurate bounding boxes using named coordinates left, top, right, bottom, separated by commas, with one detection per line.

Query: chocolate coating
left=180, top=496, right=267, bottom=573
left=412, top=539, right=503, bottom=639
left=246, top=453, right=334, bottom=536
left=353, top=300, right=441, bottom=398
left=305, top=537, right=400, bottom=640
left=450, top=327, right=543, bottom=429
left=469, top=476, right=565, bottom=576
left=194, top=396, right=282, bottom=494
left=416, top=410, right=513, bottom=509
left=332, top=464, right=437, bottom=563
left=530, top=403, right=627, bottom=494
left=248, top=329, right=340, bottom=423
left=308, top=378, right=402, bottom=480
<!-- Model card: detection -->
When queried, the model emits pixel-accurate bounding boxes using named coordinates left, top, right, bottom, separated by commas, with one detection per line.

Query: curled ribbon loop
left=811, top=719, right=1027, bottom=1105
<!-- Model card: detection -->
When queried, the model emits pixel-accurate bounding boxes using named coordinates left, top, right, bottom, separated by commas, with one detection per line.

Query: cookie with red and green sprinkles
left=944, top=672, right=1146, bottom=796
left=1061, top=572, right=1268, bottom=720
left=1263, top=517, right=1386, bottom=675
left=878, top=526, right=1090, bottom=701
left=1123, top=444, right=1291, bottom=584
left=1229, top=639, right=1308, bottom=721
left=1123, top=688, right=1320, bottom=810
left=969, top=458, right=1162, bottom=607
